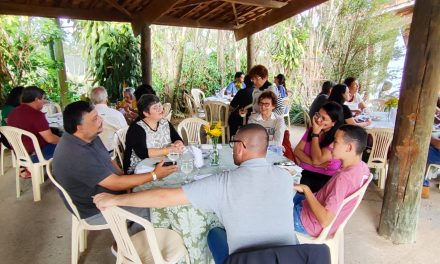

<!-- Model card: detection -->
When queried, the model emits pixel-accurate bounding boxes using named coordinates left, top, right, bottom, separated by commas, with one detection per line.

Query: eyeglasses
left=314, top=112, right=330, bottom=122
left=258, top=102, right=272, bottom=107
left=229, top=136, right=246, bottom=149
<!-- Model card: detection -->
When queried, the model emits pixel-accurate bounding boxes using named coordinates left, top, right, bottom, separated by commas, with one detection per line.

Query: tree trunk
left=378, top=0, right=440, bottom=243
left=247, top=34, right=255, bottom=72
left=141, top=24, right=152, bottom=85
left=54, top=19, right=68, bottom=108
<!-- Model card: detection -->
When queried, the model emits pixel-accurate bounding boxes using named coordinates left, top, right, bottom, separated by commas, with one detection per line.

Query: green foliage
left=76, top=21, right=142, bottom=102
left=0, top=17, right=63, bottom=103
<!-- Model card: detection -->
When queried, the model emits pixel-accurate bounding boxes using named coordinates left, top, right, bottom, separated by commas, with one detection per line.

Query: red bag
left=282, top=130, right=296, bottom=161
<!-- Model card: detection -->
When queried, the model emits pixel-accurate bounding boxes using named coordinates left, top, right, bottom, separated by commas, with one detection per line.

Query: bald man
left=94, top=123, right=298, bottom=263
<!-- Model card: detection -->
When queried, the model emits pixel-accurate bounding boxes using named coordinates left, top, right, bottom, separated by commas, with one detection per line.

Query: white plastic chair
left=163, top=103, right=172, bottom=122
left=297, top=174, right=373, bottom=264
left=102, top=206, right=189, bottom=264
left=367, top=128, right=394, bottom=189
left=46, top=161, right=108, bottom=264
left=425, top=164, right=440, bottom=189
left=302, top=106, right=312, bottom=128
left=190, top=88, right=206, bottom=110
left=1, top=139, right=16, bottom=176
left=112, top=127, right=129, bottom=165
left=0, top=126, right=51, bottom=201
left=177, top=117, right=209, bottom=145
left=98, top=122, right=119, bottom=152
left=42, top=102, right=62, bottom=114
left=365, top=99, right=386, bottom=112
left=204, top=101, right=230, bottom=143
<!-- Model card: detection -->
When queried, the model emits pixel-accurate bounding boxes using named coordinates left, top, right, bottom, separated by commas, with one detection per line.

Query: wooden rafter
left=103, top=0, right=132, bottom=19
left=232, top=3, right=240, bottom=26
left=234, top=0, right=328, bottom=40
left=197, top=2, right=228, bottom=21
left=156, top=16, right=235, bottom=30
left=175, top=0, right=213, bottom=9
left=0, top=2, right=129, bottom=22
left=133, top=0, right=179, bottom=24
left=222, top=0, right=287, bottom=9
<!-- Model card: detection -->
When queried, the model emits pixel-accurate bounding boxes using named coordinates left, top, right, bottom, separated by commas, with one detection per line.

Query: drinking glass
left=167, top=149, right=180, bottom=162
left=215, top=89, right=220, bottom=98
left=181, top=159, right=194, bottom=183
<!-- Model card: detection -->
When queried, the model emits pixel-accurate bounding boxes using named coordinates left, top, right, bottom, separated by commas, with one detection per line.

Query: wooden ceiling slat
left=222, top=0, right=287, bottom=9
left=156, top=15, right=234, bottom=30
left=133, top=0, right=179, bottom=24
left=197, top=2, right=228, bottom=21
left=234, top=0, right=328, bottom=40
left=103, top=0, right=132, bottom=18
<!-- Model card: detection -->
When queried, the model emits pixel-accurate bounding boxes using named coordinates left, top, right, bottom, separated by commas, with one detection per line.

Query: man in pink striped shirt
left=293, top=125, right=370, bottom=236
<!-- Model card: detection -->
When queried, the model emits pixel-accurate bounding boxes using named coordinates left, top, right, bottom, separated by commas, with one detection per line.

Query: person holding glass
left=248, top=91, right=285, bottom=152
left=294, top=102, right=344, bottom=193
left=124, top=94, right=184, bottom=174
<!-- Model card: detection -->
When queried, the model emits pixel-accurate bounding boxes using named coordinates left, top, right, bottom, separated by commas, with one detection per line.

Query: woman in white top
left=248, top=91, right=285, bottom=147
left=344, top=77, right=366, bottom=111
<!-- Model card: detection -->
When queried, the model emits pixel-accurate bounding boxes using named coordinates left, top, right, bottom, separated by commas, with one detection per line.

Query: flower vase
left=210, top=137, right=220, bottom=166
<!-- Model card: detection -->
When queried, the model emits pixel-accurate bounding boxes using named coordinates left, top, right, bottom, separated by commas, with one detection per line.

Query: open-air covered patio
left=0, top=0, right=439, bottom=263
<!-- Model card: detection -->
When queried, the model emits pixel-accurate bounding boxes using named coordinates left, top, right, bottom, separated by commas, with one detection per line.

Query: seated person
left=248, top=91, right=285, bottom=149
left=249, top=65, right=284, bottom=116
left=8, top=86, right=60, bottom=162
left=2, top=86, right=24, bottom=126
left=228, top=75, right=254, bottom=137
left=225, top=71, right=246, bottom=97
left=117, top=87, right=137, bottom=123
left=344, top=77, right=366, bottom=111
left=94, top=124, right=298, bottom=264
left=427, top=134, right=440, bottom=165
left=328, top=84, right=371, bottom=127
left=274, top=74, right=287, bottom=98
left=52, top=101, right=177, bottom=229
left=294, top=102, right=343, bottom=193
left=293, top=125, right=370, bottom=237
left=308, top=81, right=335, bottom=119
left=124, top=94, right=184, bottom=174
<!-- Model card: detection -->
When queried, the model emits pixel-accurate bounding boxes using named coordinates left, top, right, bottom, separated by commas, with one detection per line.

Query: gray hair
left=90, top=86, right=108, bottom=104
left=123, top=87, right=135, bottom=99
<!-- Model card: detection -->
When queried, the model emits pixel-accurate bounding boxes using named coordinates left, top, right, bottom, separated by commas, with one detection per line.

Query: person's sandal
left=19, top=168, right=32, bottom=179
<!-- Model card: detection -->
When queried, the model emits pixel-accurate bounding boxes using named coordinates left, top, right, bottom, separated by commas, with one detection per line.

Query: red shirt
left=7, top=104, right=50, bottom=153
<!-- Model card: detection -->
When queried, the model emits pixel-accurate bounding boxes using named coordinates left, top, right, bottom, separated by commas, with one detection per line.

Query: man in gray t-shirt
left=94, top=124, right=298, bottom=263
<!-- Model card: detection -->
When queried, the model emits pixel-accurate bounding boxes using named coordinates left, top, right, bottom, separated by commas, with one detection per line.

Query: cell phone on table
left=154, top=161, right=176, bottom=167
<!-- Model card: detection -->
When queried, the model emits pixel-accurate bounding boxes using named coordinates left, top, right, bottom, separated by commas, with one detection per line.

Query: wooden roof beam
left=155, top=16, right=235, bottom=30
left=0, top=2, right=129, bottom=22
left=103, top=0, right=132, bottom=19
left=234, top=0, right=328, bottom=41
left=133, top=0, right=179, bottom=24
left=222, top=0, right=287, bottom=9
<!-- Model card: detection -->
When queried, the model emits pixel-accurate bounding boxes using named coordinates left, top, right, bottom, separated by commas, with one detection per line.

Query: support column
left=378, top=0, right=440, bottom=243
left=141, top=24, right=152, bottom=85
left=54, top=18, right=68, bottom=108
left=246, top=34, right=254, bottom=72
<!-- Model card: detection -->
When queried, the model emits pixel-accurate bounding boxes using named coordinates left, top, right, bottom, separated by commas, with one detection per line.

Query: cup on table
left=181, top=158, right=194, bottom=183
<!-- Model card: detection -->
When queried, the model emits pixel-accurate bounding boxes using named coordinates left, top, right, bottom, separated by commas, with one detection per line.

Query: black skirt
left=300, top=169, right=332, bottom=193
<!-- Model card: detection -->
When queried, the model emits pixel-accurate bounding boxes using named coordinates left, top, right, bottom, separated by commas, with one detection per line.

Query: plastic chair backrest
left=162, top=103, right=172, bottom=122
left=184, top=93, right=196, bottom=116
left=316, top=174, right=373, bottom=240
left=367, top=128, right=394, bottom=166
left=302, top=106, right=311, bottom=128
left=98, top=122, right=119, bottom=151
left=46, top=161, right=83, bottom=221
left=191, top=89, right=205, bottom=109
left=204, top=101, right=229, bottom=126
left=366, top=99, right=386, bottom=112
left=42, top=102, right=62, bottom=114
left=177, top=117, right=209, bottom=145
left=102, top=206, right=165, bottom=264
left=0, top=126, right=46, bottom=167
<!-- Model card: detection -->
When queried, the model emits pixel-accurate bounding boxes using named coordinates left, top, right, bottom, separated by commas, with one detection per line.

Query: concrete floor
left=0, top=125, right=439, bottom=264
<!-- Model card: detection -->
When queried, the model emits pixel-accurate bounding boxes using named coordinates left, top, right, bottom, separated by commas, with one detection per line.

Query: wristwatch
left=311, top=133, right=320, bottom=138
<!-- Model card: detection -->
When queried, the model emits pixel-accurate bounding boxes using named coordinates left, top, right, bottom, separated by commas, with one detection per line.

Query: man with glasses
left=8, top=86, right=60, bottom=162
left=94, top=123, right=298, bottom=264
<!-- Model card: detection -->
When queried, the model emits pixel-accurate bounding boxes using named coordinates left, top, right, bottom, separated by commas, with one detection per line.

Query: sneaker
left=19, top=168, right=32, bottom=179
left=110, top=242, right=117, bottom=257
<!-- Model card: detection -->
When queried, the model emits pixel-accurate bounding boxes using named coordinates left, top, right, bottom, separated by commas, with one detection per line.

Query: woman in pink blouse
left=294, top=102, right=344, bottom=192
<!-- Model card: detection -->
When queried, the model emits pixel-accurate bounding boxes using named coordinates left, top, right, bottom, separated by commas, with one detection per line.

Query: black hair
left=244, top=75, right=253, bottom=89
left=137, top=94, right=160, bottom=119
left=328, top=84, right=348, bottom=104
left=63, top=101, right=94, bottom=134
left=320, top=81, right=336, bottom=95
left=234, top=72, right=244, bottom=79
left=307, top=102, right=344, bottom=148
left=275, top=74, right=286, bottom=86
left=21, top=86, right=45, bottom=103
left=134, top=84, right=156, bottom=101
left=343, top=77, right=357, bottom=87
left=338, top=124, right=368, bottom=155
left=5, top=86, right=24, bottom=107
left=237, top=123, right=269, bottom=148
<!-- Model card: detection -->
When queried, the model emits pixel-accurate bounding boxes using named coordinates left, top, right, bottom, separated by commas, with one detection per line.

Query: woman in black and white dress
left=124, top=94, right=184, bottom=174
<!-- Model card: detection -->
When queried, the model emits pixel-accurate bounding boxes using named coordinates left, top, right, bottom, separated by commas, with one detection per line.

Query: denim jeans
left=293, top=194, right=307, bottom=234
left=31, top=143, right=57, bottom=163
left=208, top=227, right=229, bottom=264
